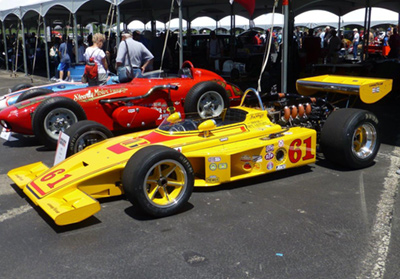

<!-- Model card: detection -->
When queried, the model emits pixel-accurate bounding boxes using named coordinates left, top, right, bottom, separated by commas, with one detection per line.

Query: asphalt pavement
left=0, top=70, right=399, bottom=279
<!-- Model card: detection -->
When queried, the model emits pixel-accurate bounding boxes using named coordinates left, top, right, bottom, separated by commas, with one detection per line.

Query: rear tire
left=184, top=81, right=229, bottom=118
left=64, top=120, right=113, bottom=157
left=16, top=88, right=54, bottom=103
left=320, top=108, right=380, bottom=169
left=123, top=145, right=194, bottom=217
left=32, top=97, right=86, bottom=149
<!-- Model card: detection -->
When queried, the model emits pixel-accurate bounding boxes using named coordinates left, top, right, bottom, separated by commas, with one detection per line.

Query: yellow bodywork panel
left=296, top=75, right=392, bottom=104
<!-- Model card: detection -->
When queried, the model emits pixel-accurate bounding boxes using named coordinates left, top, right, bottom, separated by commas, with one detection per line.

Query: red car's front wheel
left=32, top=97, right=86, bottom=149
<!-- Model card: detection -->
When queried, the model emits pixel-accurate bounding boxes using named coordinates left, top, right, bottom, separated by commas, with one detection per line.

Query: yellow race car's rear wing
left=296, top=75, right=392, bottom=104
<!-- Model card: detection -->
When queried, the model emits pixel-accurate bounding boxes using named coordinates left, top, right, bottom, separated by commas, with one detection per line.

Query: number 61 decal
left=288, top=137, right=315, bottom=163
left=41, top=169, right=71, bottom=189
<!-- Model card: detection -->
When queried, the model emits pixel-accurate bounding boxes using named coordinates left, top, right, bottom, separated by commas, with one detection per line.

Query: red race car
left=0, top=62, right=242, bottom=148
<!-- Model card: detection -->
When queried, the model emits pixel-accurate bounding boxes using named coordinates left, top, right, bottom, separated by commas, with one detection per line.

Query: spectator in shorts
left=58, top=34, right=72, bottom=80
left=84, top=33, right=108, bottom=85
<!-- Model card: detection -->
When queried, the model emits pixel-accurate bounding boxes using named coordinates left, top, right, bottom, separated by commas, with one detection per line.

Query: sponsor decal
left=276, top=164, right=286, bottom=170
left=252, top=155, right=262, bottom=163
left=220, top=137, right=228, bottom=142
left=369, top=82, right=383, bottom=87
left=218, top=163, right=228, bottom=169
left=250, top=113, right=264, bottom=119
left=174, top=147, right=182, bottom=152
left=208, top=157, right=221, bottom=163
left=265, top=144, right=274, bottom=152
left=278, top=140, right=284, bottom=148
left=73, top=87, right=128, bottom=102
left=240, top=155, right=251, bottom=162
left=267, top=162, right=274, bottom=170
left=254, top=163, right=261, bottom=170
left=206, top=175, right=219, bottom=183
left=372, top=86, right=380, bottom=93
left=264, top=152, right=274, bottom=160
left=243, top=162, right=252, bottom=170
left=209, top=163, right=217, bottom=171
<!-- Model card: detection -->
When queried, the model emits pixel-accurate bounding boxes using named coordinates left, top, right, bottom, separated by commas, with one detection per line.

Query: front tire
left=123, top=145, right=194, bottom=217
left=184, top=81, right=229, bottom=118
left=320, top=108, right=380, bottom=169
left=64, top=120, right=113, bottom=157
left=10, top=83, right=32, bottom=92
left=32, top=97, right=86, bottom=149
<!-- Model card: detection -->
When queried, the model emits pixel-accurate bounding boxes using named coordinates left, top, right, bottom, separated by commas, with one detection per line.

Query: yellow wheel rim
left=144, top=159, right=188, bottom=207
left=352, top=123, right=377, bottom=159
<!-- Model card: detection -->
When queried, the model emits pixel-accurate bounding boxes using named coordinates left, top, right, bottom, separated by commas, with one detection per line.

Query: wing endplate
left=35, top=189, right=101, bottom=226
left=8, top=162, right=49, bottom=189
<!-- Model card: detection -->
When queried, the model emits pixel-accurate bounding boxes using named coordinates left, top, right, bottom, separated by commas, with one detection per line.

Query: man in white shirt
left=352, top=28, right=360, bottom=59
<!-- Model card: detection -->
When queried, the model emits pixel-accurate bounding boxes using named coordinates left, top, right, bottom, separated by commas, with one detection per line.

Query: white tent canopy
left=0, top=0, right=91, bottom=21
left=295, top=8, right=399, bottom=29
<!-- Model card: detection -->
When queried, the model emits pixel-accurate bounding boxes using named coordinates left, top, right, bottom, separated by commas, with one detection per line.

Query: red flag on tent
left=229, top=0, right=256, bottom=17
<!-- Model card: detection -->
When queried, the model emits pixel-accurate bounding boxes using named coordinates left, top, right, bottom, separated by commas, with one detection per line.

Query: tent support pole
left=178, top=0, right=183, bottom=67
left=43, top=17, right=50, bottom=79
left=281, top=0, right=289, bottom=93
left=20, top=18, right=28, bottom=75
left=2, top=22, right=9, bottom=71
left=116, top=4, right=121, bottom=46
left=186, top=7, right=191, bottom=48
left=230, top=4, right=235, bottom=59
left=73, top=13, right=79, bottom=64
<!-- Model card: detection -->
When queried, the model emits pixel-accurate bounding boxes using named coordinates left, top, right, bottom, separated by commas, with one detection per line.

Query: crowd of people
left=293, top=25, right=400, bottom=68
left=0, top=29, right=179, bottom=81
left=46, top=29, right=177, bottom=83
left=1, top=24, right=400, bottom=83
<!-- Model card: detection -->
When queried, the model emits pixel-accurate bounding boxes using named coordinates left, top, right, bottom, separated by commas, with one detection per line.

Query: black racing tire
left=320, top=108, right=380, bottom=169
left=64, top=120, right=113, bottom=157
left=16, top=88, right=54, bottom=103
left=10, top=83, right=32, bottom=92
left=123, top=145, right=194, bottom=217
left=183, top=81, right=229, bottom=118
left=32, top=97, right=87, bottom=149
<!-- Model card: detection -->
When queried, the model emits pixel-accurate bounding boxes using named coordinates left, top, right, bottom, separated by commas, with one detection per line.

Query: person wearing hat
left=352, top=28, right=359, bottom=59
left=115, top=29, right=154, bottom=77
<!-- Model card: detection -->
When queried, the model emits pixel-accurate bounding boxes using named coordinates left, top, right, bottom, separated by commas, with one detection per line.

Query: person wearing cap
left=115, top=30, right=154, bottom=77
left=352, top=28, right=359, bottom=59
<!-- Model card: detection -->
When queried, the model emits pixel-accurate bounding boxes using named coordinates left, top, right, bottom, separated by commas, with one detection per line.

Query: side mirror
left=166, top=112, right=181, bottom=123
left=198, top=119, right=216, bottom=137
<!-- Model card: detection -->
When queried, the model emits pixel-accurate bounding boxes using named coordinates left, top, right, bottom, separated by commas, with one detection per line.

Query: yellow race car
left=8, top=76, right=388, bottom=226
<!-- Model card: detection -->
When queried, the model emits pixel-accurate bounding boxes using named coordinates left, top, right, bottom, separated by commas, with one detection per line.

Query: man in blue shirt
left=58, top=34, right=72, bottom=80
